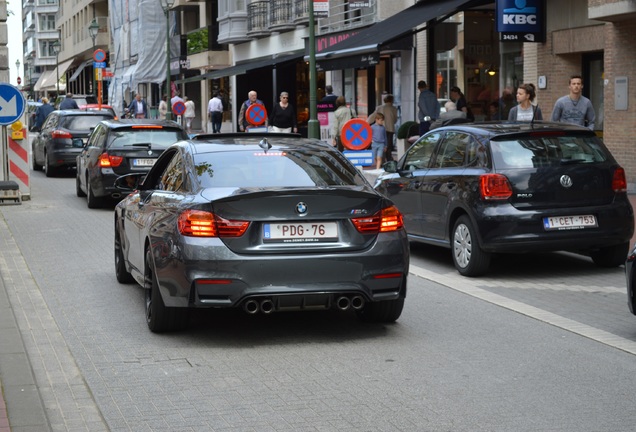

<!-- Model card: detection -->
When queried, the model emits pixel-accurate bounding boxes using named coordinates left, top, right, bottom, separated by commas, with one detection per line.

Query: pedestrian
left=449, top=86, right=474, bottom=121
left=59, top=92, right=79, bottom=110
left=367, top=93, right=398, bottom=161
left=184, top=96, right=195, bottom=134
left=207, top=91, right=223, bottom=133
left=237, top=90, right=265, bottom=132
left=321, top=85, right=338, bottom=104
left=417, top=80, right=441, bottom=135
left=550, top=74, right=595, bottom=130
left=171, top=90, right=184, bottom=107
left=34, top=97, right=54, bottom=132
left=430, top=101, right=466, bottom=129
left=508, top=83, right=543, bottom=121
left=269, top=91, right=297, bottom=133
left=158, top=95, right=168, bottom=120
left=331, top=96, right=356, bottom=151
left=128, top=94, right=148, bottom=118
left=370, top=112, right=386, bottom=169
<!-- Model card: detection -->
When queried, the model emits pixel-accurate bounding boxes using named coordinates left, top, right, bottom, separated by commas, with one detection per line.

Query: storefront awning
left=40, top=59, right=74, bottom=90
left=68, top=60, right=90, bottom=83
left=312, top=0, right=479, bottom=66
left=33, top=71, right=53, bottom=92
left=176, top=52, right=303, bottom=85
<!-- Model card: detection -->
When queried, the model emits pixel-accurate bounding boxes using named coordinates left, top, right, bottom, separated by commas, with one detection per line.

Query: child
left=370, top=112, right=386, bottom=169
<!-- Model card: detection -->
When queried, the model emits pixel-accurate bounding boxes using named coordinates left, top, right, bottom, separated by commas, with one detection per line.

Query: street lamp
left=88, top=19, right=99, bottom=98
left=15, top=59, right=20, bottom=87
left=160, top=0, right=175, bottom=120
left=52, top=40, right=61, bottom=98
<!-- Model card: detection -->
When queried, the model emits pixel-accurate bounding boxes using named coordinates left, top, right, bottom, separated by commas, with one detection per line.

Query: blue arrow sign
left=0, top=83, right=26, bottom=126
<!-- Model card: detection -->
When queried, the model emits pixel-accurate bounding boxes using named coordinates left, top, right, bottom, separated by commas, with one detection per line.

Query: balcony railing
left=269, top=0, right=295, bottom=32
left=247, top=1, right=270, bottom=38
left=293, top=0, right=308, bottom=25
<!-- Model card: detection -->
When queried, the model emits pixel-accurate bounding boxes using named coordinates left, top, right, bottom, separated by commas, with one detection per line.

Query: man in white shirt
left=207, top=92, right=224, bottom=133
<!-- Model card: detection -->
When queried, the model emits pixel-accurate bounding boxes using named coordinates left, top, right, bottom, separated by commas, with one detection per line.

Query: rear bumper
left=152, top=231, right=410, bottom=308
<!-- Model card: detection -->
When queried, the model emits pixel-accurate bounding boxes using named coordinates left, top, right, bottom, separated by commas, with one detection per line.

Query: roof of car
left=183, top=133, right=326, bottom=154
left=432, top=121, right=596, bottom=136
left=98, top=119, right=185, bottom=129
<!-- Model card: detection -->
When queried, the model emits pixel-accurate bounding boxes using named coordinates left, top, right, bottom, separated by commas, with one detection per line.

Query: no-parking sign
left=340, top=118, right=372, bottom=150
left=172, top=101, right=186, bottom=116
left=245, top=103, right=267, bottom=126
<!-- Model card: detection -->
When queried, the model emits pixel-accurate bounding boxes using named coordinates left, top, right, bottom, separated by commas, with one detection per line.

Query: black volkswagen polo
left=376, top=122, right=634, bottom=276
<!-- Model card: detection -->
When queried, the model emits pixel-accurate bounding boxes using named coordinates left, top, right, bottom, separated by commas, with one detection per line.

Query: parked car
left=113, top=133, right=409, bottom=332
left=625, top=247, right=636, bottom=315
left=79, top=104, right=118, bottom=120
left=375, top=121, right=634, bottom=277
left=32, top=110, right=115, bottom=177
left=76, top=119, right=188, bottom=208
left=54, top=94, right=96, bottom=109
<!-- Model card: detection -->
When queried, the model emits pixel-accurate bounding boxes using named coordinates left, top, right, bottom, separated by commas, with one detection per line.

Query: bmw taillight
left=51, top=130, right=72, bottom=139
left=178, top=210, right=249, bottom=237
left=99, top=153, right=124, bottom=168
left=612, top=167, right=627, bottom=193
left=352, top=205, right=404, bottom=233
left=480, top=174, right=513, bottom=200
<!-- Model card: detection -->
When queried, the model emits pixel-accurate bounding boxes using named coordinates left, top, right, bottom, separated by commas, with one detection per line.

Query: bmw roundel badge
left=296, top=202, right=308, bottom=215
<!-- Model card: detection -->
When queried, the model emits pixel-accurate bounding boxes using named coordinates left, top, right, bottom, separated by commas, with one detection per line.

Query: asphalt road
left=1, top=169, right=636, bottom=431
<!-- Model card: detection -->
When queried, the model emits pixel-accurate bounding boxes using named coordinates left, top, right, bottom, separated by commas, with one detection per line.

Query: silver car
left=114, top=134, right=410, bottom=332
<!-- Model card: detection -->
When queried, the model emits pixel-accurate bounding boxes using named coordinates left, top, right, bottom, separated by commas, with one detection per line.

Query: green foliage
left=397, top=121, right=418, bottom=139
left=187, top=28, right=208, bottom=55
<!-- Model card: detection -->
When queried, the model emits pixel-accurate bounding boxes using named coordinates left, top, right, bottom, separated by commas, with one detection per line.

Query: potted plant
left=396, top=121, right=418, bottom=158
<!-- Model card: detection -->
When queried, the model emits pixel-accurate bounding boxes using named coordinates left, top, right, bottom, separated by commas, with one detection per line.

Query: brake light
left=178, top=210, right=250, bottom=237
left=352, top=205, right=404, bottom=234
left=612, top=167, right=627, bottom=193
left=51, top=130, right=72, bottom=139
left=132, top=125, right=162, bottom=129
left=480, top=174, right=513, bottom=200
left=99, top=153, right=124, bottom=168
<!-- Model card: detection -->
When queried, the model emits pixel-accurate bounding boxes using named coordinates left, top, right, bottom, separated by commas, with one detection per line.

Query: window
left=39, top=14, right=56, bottom=31
left=41, top=40, right=58, bottom=58
left=403, top=132, right=441, bottom=171
left=432, top=132, right=472, bottom=168
left=160, top=153, right=185, bottom=192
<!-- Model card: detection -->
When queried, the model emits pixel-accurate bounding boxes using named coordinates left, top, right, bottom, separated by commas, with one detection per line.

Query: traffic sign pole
left=0, top=83, right=27, bottom=182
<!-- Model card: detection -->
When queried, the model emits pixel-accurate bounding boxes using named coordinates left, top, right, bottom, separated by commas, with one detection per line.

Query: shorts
left=371, top=141, right=386, bottom=159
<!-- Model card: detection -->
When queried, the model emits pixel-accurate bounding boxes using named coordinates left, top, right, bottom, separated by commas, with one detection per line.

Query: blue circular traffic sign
left=172, top=101, right=186, bottom=116
left=0, top=83, right=26, bottom=126
left=341, top=118, right=372, bottom=150
left=245, top=103, right=267, bottom=126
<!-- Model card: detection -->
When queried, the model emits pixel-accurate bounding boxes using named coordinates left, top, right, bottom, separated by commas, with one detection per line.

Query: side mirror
left=114, top=173, right=145, bottom=192
left=382, top=160, right=398, bottom=173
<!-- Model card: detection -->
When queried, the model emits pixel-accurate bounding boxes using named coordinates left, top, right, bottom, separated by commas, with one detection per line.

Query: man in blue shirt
left=417, top=80, right=440, bottom=135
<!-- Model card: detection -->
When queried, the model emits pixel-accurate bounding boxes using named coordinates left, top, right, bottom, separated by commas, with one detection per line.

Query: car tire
left=76, top=172, right=86, bottom=197
left=452, top=215, right=491, bottom=277
left=114, top=226, right=134, bottom=284
left=590, top=242, right=629, bottom=268
left=144, top=249, right=189, bottom=333
left=32, top=150, right=43, bottom=171
left=86, top=180, right=102, bottom=209
left=356, top=297, right=404, bottom=323
left=44, top=153, right=56, bottom=177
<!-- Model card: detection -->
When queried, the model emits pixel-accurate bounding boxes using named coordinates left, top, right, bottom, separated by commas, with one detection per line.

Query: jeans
left=211, top=111, right=222, bottom=133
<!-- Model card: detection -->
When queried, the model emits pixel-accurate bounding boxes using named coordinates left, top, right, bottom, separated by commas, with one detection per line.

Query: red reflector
left=612, top=167, right=627, bottom=193
left=480, top=174, right=512, bottom=200
left=372, top=273, right=402, bottom=279
left=196, top=279, right=232, bottom=285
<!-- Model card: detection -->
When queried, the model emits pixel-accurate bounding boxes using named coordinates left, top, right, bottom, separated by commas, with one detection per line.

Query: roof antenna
left=259, top=138, right=271, bottom=153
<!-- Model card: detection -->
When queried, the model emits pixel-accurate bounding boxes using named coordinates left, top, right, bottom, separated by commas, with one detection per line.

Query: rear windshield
left=107, top=129, right=186, bottom=150
left=62, top=115, right=113, bottom=130
left=194, top=148, right=367, bottom=188
left=490, top=134, right=609, bottom=169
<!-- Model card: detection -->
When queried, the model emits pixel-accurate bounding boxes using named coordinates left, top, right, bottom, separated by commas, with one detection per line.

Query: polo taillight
left=612, top=167, right=627, bottom=193
left=178, top=210, right=249, bottom=238
left=480, top=174, right=513, bottom=200
left=352, top=205, right=404, bottom=233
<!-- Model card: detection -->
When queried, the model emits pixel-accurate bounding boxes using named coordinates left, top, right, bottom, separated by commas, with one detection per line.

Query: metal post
left=307, top=0, right=319, bottom=139
left=88, top=19, right=99, bottom=99
left=52, top=40, right=61, bottom=99
left=161, top=0, right=175, bottom=121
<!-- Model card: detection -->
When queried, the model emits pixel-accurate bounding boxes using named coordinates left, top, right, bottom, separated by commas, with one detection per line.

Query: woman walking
left=269, top=92, right=297, bottom=133
left=508, top=83, right=543, bottom=121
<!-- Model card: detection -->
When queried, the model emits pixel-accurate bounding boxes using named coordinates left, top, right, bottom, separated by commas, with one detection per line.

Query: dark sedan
left=32, top=110, right=115, bottom=177
left=114, top=134, right=409, bottom=332
left=76, top=119, right=188, bottom=208
left=376, top=122, right=634, bottom=277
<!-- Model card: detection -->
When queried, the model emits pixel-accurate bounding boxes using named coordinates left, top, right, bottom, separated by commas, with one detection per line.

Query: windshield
left=108, top=129, right=186, bottom=150
left=194, top=148, right=367, bottom=188
left=63, top=115, right=113, bottom=130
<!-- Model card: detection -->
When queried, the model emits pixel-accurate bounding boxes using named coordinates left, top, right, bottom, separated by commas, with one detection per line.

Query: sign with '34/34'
left=496, top=0, right=545, bottom=43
